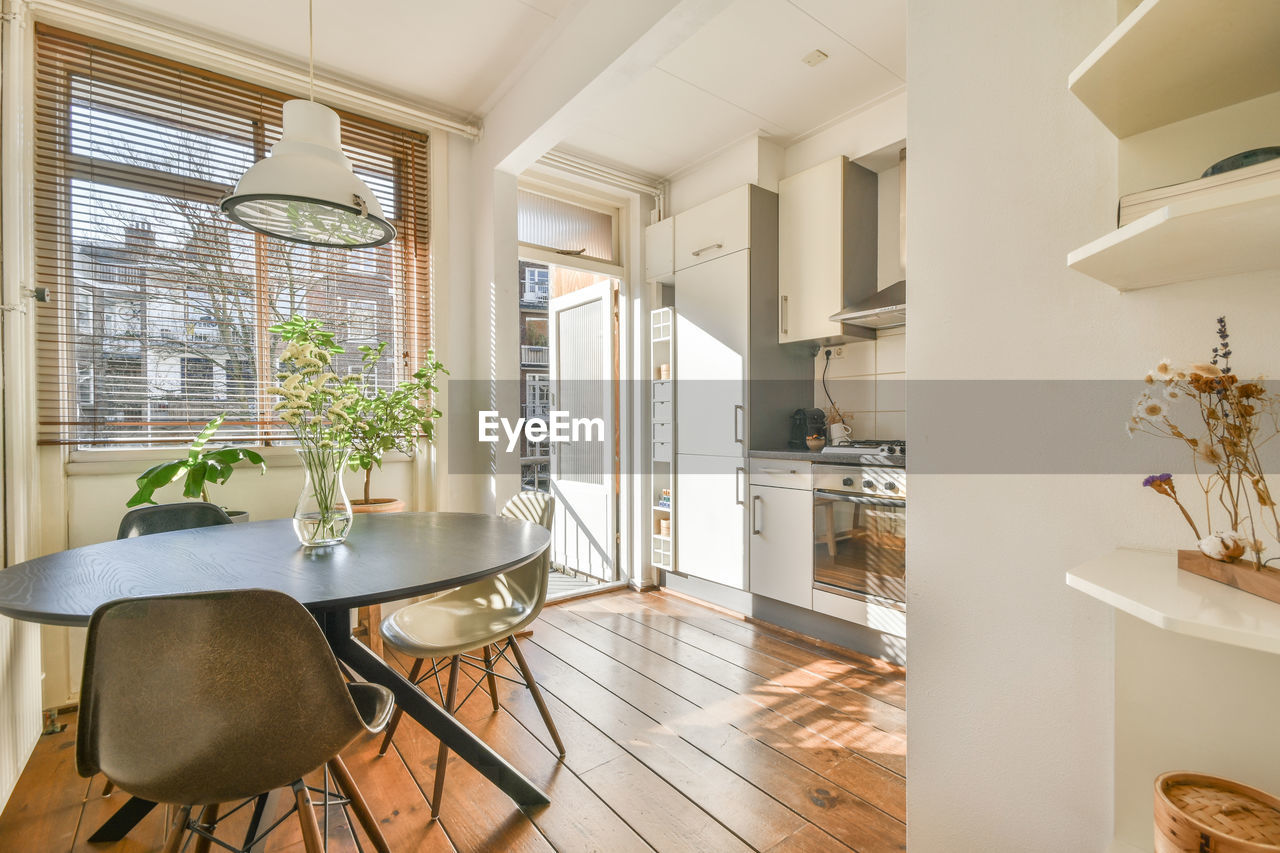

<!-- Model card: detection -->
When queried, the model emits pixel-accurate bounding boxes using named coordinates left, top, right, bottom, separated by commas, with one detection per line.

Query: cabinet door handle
left=691, top=242, right=723, bottom=258
left=752, top=495, right=763, bottom=535
left=760, top=467, right=798, bottom=475
left=733, top=404, right=745, bottom=444
left=735, top=467, right=746, bottom=505
left=780, top=295, right=789, bottom=336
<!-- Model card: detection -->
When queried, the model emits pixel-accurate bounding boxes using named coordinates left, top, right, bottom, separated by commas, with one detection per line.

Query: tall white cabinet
left=672, top=184, right=811, bottom=591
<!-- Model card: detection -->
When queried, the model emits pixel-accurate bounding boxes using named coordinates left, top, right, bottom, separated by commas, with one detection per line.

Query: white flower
left=1197, top=530, right=1245, bottom=561
left=1133, top=395, right=1165, bottom=422
left=1162, top=385, right=1184, bottom=401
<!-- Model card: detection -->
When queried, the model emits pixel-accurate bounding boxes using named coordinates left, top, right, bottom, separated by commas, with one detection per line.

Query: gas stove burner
left=820, top=439, right=905, bottom=466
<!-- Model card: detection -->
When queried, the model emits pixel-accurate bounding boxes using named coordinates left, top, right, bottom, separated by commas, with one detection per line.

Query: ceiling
left=75, top=0, right=903, bottom=178
left=76, top=0, right=576, bottom=119
left=561, top=0, right=907, bottom=178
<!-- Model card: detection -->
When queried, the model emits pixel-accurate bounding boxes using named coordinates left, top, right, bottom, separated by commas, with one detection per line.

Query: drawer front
left=653, top=441, right=672, bottom=463
left=674, top=186, right=750, bottom=270
left=653, top=423, right=672, bottom=443
left=813, top=589, right=906, bottom=638
left=748, top=458, right=811, bottom=490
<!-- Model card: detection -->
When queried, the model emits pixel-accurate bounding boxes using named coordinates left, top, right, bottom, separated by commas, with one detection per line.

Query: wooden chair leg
left=192, top=803, right=218, bottom=853
left=161, top=805, right=191, bottom=853
left=101, top=777, right=114, bottom=797
left=481, top=645, right=500, bottom=712
left=507, top=637, right=565, bottom=757
left=430, top=655, right=461, bottom=819
left=293, top=780, right=324, bottom=853
left=378, top=657, right=424, bottom=756
left=328, top=756, right=390, bottom=853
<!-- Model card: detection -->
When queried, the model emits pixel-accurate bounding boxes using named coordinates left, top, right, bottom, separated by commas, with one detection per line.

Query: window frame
left=32, top=25, right=431, bottom=449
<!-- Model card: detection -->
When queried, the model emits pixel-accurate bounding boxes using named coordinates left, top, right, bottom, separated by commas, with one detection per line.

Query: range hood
left=829, top=279, right=906, bottom=330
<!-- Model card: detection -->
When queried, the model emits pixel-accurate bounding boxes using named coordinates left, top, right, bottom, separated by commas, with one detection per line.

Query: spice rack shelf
left=651, top=307, right=675, bottom=571
left=1068, top=0, right=1280, bottom=139
left=1066, top=547, right=1280, bottom=656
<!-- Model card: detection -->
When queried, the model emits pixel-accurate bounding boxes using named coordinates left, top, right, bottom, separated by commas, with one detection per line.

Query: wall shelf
left=1068, top=0, right=1280, bottom=138
left=1067, top=179, right=1280, bottom=290
left=1066, top=547, right=1280, bottom=656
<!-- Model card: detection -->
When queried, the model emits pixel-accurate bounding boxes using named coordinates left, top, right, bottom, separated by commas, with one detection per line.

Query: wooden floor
left=0, top=590, right=906, bottom=852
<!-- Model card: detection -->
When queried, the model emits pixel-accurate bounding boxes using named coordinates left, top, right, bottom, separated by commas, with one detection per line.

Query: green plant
left=126, top=414, right=266, bottom=508
left=344, top=343, right=447, bottom=503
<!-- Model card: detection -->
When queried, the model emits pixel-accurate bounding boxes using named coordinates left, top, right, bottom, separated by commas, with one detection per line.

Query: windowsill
left=64, top=446, right=414, bottom=476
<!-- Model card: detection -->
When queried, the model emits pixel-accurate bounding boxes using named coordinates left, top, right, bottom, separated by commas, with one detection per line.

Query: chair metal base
left=157, top=759, right=388, bottom=853
left=377, top=634, right=566, bottom=819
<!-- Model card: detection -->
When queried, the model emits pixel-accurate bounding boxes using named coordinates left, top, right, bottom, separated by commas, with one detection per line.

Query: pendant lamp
left=221, top=0, right=395, bottom=248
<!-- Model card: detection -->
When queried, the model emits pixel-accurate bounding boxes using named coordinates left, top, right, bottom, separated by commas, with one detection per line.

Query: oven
left=812, top=463, right=906, bottom=611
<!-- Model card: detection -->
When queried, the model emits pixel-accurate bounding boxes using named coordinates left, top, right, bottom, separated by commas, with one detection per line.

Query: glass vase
left=293, top=446, right=353, bottom=547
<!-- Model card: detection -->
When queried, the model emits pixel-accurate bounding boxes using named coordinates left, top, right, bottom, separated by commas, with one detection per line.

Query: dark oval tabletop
left=0, top=512, right=551, bottom=627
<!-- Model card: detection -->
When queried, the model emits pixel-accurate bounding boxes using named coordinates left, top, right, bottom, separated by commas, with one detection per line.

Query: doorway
left=517, top=259, right=621, bottom=597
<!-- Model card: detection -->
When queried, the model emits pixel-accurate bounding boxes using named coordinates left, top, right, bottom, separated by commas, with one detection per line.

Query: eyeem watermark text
left=479, top=411, right=606, bottom=452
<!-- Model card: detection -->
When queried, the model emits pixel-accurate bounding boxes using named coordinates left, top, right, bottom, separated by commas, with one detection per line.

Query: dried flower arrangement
left=1128, top=317, right=1279, bottom=569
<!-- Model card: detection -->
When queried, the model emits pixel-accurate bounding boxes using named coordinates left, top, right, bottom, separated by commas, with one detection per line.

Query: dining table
left=0, top=511, right=553, bottom=846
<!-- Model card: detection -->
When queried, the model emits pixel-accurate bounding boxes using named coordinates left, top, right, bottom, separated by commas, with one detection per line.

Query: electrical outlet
left=835, top=346, right=844, bottom=357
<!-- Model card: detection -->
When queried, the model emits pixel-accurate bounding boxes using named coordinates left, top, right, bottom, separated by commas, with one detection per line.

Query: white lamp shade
left=221, top=100, right=395, bottom=248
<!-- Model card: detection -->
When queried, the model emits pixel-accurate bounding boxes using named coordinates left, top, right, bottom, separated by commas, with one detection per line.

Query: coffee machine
left=789, top=408, right=827, bottom=449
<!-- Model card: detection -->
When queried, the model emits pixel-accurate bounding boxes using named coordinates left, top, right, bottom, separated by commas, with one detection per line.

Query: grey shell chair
left=77, top=589, right=395, bottom=853
left=378, top=491, right=564, bottom=819
left=117, top=502, right=233, bottom=539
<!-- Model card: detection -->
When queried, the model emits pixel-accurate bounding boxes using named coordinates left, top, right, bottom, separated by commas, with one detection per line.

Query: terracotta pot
left=226, top=510, right=250, bottom=524
left=350, top=498, right=405, bottom=514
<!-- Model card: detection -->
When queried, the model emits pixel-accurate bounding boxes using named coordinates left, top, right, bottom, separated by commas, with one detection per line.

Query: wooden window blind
left=33, top=26, right=431, bottom=446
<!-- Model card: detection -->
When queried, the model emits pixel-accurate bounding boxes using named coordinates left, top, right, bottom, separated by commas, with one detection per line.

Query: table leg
left=318, top=609, right=549, bottom=809
left=87, top=795, right=158, bottom=842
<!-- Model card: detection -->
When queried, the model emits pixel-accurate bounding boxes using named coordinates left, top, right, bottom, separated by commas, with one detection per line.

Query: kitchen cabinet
left=675, top=250, right=748, bottom=457
left=748, top=483, right=813, bottom=609
left=673, top=185, right=751, bottom=271
left=671, top=184, right=810, bottom=591
left=676, top=453, right=746, bottom=590
left=778, top=156, right=877, bottom=343
left=644, top=217, right=674, bottom=282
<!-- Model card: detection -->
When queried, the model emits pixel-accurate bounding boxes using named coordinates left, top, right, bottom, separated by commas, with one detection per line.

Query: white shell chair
left=377, top=492, right=564, bottom=819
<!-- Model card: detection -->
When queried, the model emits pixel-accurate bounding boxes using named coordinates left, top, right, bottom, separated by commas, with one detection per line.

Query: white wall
left=908, top=1, right=1280, bottom=850
left=667, top=134, right=783, bottom=214
left=813, top=329, right=905, bottom=442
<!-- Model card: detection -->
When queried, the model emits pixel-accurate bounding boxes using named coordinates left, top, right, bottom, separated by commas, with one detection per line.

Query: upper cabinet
left=1067, top=0, right=1280, bottom=290
left=673, top=186, right=752, bottom=271
left=777, top=156, right=877, bottom=343
left=644, top=217, right=675, bottom=283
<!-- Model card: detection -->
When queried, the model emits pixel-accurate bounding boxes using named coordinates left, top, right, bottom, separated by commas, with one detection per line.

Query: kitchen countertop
left=749, top=448, right=866, bottom=464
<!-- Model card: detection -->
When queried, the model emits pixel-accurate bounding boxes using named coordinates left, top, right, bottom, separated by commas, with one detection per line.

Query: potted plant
left=1128, top=316, right=1280, bottom=602
left=126, top=414, right=266, bottom=520
left=343, top=342, right=447, bottom=513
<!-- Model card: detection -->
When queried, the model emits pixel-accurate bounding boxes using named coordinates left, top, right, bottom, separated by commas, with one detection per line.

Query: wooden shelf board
left=1067, top=179, right=1280, bottom=290
left=652, top=505, right=671, bottom=513
left=1069, top=0, right=1280, bottom=138
left=652, top=534, right=672, bottom=542
left=1066, top=547, right=1280, bottom=655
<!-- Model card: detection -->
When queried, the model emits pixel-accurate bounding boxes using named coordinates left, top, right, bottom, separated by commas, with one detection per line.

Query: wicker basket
left=1155, top=773, right=1280, bottom=853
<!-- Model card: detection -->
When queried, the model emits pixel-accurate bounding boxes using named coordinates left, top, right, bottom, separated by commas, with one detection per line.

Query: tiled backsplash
left=812, top=327, right=905, bottom=440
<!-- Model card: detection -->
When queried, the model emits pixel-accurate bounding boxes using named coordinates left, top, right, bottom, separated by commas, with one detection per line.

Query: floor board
left=0, top=590, right=905, bottom=852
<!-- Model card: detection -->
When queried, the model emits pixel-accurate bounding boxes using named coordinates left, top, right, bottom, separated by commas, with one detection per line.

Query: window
left=33, top=26, right=431, bottom=446
left=516, top=189, right=616, bottom=262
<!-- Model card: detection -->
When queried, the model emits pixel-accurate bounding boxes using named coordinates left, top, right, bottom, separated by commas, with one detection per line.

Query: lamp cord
left=307, top=0, right=314, bottom=101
